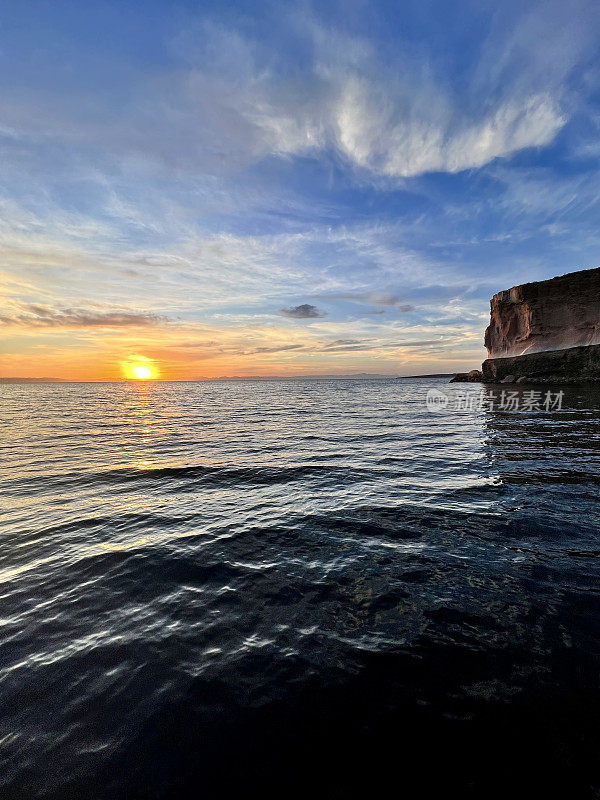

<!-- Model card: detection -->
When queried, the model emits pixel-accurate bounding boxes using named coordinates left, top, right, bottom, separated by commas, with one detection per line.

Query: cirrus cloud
left=0, top=303, right=170, bottom=329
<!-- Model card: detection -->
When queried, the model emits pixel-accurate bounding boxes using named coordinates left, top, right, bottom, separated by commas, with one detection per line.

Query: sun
left=121, top=358, right=157, bottom=380
left=132, top=365, right=153, bottom=380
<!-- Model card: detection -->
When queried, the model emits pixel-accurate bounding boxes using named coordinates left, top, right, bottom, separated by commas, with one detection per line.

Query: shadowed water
left=2, top=378, right=600, bottom=798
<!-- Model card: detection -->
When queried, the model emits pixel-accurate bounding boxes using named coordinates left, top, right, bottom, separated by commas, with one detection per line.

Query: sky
left=1, top=0, right=600, bottom=380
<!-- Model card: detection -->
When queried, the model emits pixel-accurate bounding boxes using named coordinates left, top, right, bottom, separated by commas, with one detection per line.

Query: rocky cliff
left=484, top=267, right=600, bottom=358
left=452, top=267, right=600, bottom=384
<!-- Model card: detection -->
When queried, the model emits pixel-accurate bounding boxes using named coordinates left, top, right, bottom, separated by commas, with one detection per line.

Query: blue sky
left=1, top=0, right=600, bottom=378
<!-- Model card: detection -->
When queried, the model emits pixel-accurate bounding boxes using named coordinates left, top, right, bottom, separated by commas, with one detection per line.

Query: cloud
left=0, top=7, right=581, bottom=185
left=328, top=74, right=566, bottom=178
left=328, top=292, right=400, bottom=306
left=322, top=339, right=362, bottom=348
left=317, top=338, right=442, bottom=353
left=0, top=303, right=169, bottom=329
left=279, top=303, right=326, bottom=319
left=171, top=339, right=220, bottom=348
left=224, top=337, right=449, bottom=357
left=319, top=292, right=415, bottom=311
left=179, top=16, right=571, bottom=179
left=247, top=344, right=304, bottom=354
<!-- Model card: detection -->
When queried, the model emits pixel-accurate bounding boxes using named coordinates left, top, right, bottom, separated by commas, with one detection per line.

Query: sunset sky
left=2, top=0, right=600, bottom=380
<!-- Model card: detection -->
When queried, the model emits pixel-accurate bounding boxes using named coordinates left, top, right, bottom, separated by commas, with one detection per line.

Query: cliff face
left=484, top=267, right=600, bottom=358
left=450, top=267, right=600, bottom=384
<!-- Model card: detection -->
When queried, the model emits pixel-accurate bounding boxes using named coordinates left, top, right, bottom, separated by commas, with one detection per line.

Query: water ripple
left=1, top=379, right=600, bottom=797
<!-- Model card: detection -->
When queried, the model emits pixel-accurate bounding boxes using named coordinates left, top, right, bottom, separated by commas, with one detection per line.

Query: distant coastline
left=396, top=373, right=456, bottom=379
left=208, top=373, right=400, bottom=381
left=0, top=377, right=70, bottom=384
left=1, top=373, right=459, bottom=383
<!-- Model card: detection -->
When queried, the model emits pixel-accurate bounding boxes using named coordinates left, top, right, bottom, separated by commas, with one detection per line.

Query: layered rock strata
left=452, top=268, right=600, bottom=384
left=484, top=267, right=600, bottom=358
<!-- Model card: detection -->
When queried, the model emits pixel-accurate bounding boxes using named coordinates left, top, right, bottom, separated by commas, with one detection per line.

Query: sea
left=2, top=377, right=600, bottom=798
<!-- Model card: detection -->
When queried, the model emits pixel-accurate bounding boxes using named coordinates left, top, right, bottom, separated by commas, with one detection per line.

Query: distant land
left=206, top=372, right=458, bottom=381
left=205, top=372, right=399, bottom=381
left=1, top=372, right=458, bottom=383
left=396, top=373, right=456, bottom=379
left=0, top=377, right=70, bottom=384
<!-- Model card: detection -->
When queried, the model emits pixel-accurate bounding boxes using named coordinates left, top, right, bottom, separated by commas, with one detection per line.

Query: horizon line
left=0, top=372, right=457, bottom=384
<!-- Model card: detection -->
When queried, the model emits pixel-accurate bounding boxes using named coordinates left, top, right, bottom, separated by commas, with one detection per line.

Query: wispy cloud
left=0, top=4, right=587, bottom=181
left=316, top=338, right=442, bottom=353
left=158, top=8, right=582, bottom=179
left=0, top=303, right=169, bottom=329
left=322, top=292, right=415, bottom=310
left=245, top=344, right=305, bottom=354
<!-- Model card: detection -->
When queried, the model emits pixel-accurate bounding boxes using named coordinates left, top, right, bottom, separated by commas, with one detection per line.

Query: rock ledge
left=482, top=343, right=600, bottom=385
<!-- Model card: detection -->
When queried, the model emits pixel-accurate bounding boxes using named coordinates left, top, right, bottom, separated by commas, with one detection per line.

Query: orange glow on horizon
left=0, top=326, right=480, bottom=381
left=121, top=357, right=158, bottom=381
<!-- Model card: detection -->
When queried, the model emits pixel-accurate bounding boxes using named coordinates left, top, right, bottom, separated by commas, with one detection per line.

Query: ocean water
left=2, top=378, right=600, bottom=798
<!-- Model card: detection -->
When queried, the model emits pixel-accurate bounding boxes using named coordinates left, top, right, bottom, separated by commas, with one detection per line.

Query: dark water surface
left=2, top=378, right=600, bottom=798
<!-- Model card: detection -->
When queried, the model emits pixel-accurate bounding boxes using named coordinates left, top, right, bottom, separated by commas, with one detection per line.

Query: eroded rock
left=452, top=268, right=600, bottom=385
left=484, top=267, right=600, bottom=358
